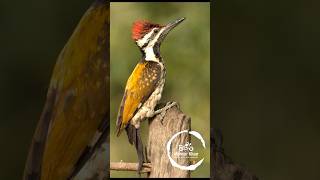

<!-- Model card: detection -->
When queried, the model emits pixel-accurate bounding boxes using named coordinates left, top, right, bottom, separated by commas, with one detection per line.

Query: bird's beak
left=157, top=17, right=185, bottom=44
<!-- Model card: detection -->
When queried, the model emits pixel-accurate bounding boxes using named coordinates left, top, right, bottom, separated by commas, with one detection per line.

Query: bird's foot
left=154, top=101, right=178, bottom=125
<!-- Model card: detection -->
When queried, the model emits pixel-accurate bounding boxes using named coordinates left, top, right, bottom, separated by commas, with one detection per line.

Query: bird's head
left=131, top=17, right=185, bottom=61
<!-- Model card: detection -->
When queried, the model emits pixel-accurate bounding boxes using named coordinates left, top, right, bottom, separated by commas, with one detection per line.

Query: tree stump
left=147, top=103, right=191, bottom=178
left=109, top=103, right=191, bottom=178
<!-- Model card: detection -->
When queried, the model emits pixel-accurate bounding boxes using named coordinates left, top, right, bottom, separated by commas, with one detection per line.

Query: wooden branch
left=109, top=103, right=191, bottom=178
left=108, top=103, right=191, bottom=178
left=147, top=103, right=191, bottom=178
left=72, top=105, right=260, bottom=179
left=110, top=162, right=152, bottom=173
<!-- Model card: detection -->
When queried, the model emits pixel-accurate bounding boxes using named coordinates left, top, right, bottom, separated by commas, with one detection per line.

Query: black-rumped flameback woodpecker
left=23, top=1, right=109, bottom=180
left=115, top=17, right=185, bottom=173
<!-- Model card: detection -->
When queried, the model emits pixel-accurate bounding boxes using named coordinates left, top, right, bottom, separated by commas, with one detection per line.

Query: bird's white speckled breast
left=131, top=67, right=166, bottom=128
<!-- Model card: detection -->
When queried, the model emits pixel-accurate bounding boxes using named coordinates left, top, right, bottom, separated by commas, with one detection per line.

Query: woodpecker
left=23, top=1, right=109, bottom=179
left=115, top=17, right=185, bottom=173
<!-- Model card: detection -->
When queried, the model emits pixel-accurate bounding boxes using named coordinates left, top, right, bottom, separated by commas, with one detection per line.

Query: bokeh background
left=213, top=1, right=320, bottom=180
left=109, top=2, right=210, bottom=178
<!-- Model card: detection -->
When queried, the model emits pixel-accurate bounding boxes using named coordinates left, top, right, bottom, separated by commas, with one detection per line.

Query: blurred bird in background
left=23, top=0, right=109, bottom=179
left=115, top=18, right=185, bottom=174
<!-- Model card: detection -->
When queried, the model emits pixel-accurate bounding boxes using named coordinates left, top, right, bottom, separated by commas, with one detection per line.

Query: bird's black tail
left=125, top=124, right=144, bottom=174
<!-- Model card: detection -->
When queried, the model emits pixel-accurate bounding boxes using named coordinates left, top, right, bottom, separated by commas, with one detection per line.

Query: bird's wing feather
left=23, top=89, right=57, bottom=180
left=23, top=2, right=109, bottom=179
left=116, top=60, right=161, bottom=135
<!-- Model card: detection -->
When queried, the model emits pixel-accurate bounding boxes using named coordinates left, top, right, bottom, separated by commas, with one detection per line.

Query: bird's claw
left=155, top=101, right=178, bottom=125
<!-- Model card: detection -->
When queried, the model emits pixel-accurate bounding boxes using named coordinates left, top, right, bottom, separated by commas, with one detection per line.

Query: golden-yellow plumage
left=23, top=1, right=109, bottom=180
left=122, top=62, right=146, bottom=126
left=116, top=60, right=161, bottom=136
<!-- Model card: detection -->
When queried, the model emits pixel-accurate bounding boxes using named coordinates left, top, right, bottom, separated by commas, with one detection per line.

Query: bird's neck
left=141, top=45, right=162, bottom=62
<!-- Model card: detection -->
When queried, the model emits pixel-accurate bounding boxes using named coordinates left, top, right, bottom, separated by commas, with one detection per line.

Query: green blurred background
left=213, top=1, right=320, bottom=180
left=1, top=0, right=320, bottom=179
left=109, top=2, right=210, bottom=178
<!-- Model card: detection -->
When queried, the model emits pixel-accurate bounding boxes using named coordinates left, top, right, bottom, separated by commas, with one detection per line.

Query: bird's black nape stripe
left=141, top=41, right=148, bottom=49
left=153, top=43, right=161, bottom=59
left=140, top=48, right=146, bottom=60
left=136, top=29, right=164, bottom=62
left=137, top=41, right=148, bottom=60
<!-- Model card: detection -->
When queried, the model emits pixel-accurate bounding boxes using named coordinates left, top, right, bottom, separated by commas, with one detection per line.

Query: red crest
left=132, top=20, right=163, bottom=41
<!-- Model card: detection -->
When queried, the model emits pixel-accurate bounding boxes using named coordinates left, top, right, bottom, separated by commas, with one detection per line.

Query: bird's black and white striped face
left=136, top=27, right=162, bottom=49
left=132, top=18, right=185, bottom=61
left=136, top=27, right=165, bottom=61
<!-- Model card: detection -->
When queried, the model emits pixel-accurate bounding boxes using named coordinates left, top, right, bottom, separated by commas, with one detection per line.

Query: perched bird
left=23, top=1, right=109, bottom=179
left=115, top=17, right=185, bottom=173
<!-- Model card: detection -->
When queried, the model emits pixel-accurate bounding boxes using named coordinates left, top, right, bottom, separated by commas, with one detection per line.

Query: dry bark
left=146, top=103, right=191, bottom=178
left=110, top=162, right=151, bottom=173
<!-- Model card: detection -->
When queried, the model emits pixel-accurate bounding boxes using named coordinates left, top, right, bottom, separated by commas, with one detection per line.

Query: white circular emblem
left=166, top=130, right=206, bottom=171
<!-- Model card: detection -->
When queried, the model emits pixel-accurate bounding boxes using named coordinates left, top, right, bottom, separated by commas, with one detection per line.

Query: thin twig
left=110, top=162, right=152, bottom=173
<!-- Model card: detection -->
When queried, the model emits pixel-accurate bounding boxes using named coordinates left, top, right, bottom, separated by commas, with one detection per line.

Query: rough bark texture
left=146, top=104, right=191, bottom=178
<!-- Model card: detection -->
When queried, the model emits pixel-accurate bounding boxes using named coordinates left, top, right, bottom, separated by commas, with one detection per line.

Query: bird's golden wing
left=116, top=60, right=162, bottom=136
left=23, top=1, right=109, bottom=180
